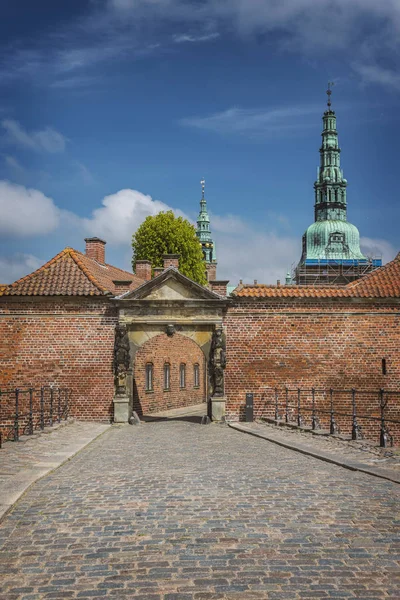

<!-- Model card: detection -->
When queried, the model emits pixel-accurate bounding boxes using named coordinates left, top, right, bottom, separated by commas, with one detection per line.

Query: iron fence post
left=49, top=386, right=53, bottom=427
left=285, top=387, right=289, bottom=423
left=66, top=389, right=69, bottom=419
left=351, top=388, right=361, bottom=440
left=40, top=387, right=45, bottom=430
left=14, top=388, right=19, bottom=442
left=311, top=388, right=317, bottom=430
left=58, top=389, right=61, bottom=423
left=329, top=388, right=336, bottom=434
left=274, top=388, right=279, bottom=421
left=29, top=387, right=34, bottom=435
left=380, top=388, right=387, bottom=448
left=297, top=388, right=302, bottom=426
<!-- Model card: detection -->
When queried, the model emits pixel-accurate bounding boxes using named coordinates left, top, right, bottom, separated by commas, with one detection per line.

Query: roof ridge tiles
left=68, top=249, right=109, bottom=294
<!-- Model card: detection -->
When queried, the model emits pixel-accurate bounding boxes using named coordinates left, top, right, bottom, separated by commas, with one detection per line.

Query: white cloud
left=0, top=253, right=43, bottom=284
left=173, top=32, right=219, bottom=43
left=181, top=105, right=321, bottom=138
left=2, top=119, right=66, bottom=153
left=2, top=0, right=400, bottom=90
left=3, top=155, right=25, bottom=172
left=0, top=181, right=60, bottom=236
left=82, top=188, right=188, bottom=244
left=352, top=63, right=400, bottom=91
left=360, top=237, right=398, bottom=263
left=75, top=161, right=95, bottom=185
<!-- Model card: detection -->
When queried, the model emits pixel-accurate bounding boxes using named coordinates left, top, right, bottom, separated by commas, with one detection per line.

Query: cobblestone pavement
left=229, top=421, right=400, bottom=483
left=0, top=421, right=110, bottom=520
left=1, top=419, right=399, bottom=600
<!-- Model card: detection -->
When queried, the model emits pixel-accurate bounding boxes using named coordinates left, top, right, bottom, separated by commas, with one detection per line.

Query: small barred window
left=180, top=363, right=186, bottom=389
left=145, top=363, right=153, bottom=391
left=194, top=363, right=200, bottom=388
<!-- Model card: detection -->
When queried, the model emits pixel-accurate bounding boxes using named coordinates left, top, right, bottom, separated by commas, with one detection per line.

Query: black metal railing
left=0, top=386, right=70, bottom=448
left=255, top=387, right=400, bottom=448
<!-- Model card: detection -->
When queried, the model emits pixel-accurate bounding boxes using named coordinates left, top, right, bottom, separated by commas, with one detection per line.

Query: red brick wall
left=0, top=298, right=117, bottom=422
left=133, top=333, right=206, bottom=415
left=225, top=297, right=400, bottom=443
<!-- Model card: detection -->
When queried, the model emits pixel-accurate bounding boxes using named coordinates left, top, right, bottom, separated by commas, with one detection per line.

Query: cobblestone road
left=1, top=418, right=399, bottom=599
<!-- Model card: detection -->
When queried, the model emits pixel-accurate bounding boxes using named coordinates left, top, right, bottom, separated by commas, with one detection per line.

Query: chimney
left=254, top=279, right=258, bottom=285
left=113, top=280, right=133, bottom=295
left=206, top=262, right=217, bottom=282
left=163, top=254, right=180, bottom=270
left=135, top=260, right=152, bottom=281
left=210, top=280, right=229, bottom=297
left=85, top=237, right=106, bottom=264
left=277, top=280, right=281, bottom=287
left=153, top=267, right=163, bottom=278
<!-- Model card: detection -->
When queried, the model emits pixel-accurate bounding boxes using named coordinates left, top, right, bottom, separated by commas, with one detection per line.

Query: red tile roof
left=232, top=252, right=400, bottom=299
left=0, top=284, right=8, bottom=296
left=2, top=248, right=145, bottom=297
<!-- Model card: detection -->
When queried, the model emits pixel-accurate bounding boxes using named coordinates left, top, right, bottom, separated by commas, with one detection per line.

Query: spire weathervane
left=327, top=81, right=334, bottom=109
left=201, top=178, right=205, bottom=199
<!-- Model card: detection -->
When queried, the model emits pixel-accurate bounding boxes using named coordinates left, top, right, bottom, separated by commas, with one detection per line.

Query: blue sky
left=0, top=0, right=399, bottom=284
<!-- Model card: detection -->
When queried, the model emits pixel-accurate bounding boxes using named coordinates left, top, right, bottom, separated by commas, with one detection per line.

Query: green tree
left=132, top=211, right=206, bottom=285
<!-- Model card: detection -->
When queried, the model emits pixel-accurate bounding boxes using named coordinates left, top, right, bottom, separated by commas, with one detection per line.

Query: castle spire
left=196, top=179, right=217, bottom=280
left=294, top=88, right=380, bottom=285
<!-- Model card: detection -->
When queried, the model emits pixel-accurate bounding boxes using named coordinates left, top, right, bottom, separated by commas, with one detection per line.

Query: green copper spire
left=294, top=86, right=381, bottom=285
left=300, top=85, right=366, bottom=263
left=196, top=179, right=216, bottom=263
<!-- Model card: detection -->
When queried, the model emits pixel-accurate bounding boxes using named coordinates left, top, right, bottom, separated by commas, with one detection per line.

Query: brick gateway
left=1, top=240, right=399, bottom=428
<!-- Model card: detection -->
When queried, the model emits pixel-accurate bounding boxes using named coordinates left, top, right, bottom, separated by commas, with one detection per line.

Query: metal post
left=297, top=388, right=302, bottom=426
left=380, top=388, right=387, bottom=448
left=351, top=388, right=361, bottom=440
left=274, top=388, right=279, bottom=421
left=329, top=388, right=336, bottom=434
left=29, top=388, right=34, bottom=435
left=49, top=387, right=54, bottom=427
left=58, top=388, right=61, bottom=423
left=311, top=388, right=317, bottom=430
left=245, top=393, right=254, bottom=422
left=40, top=387, right=45, bottom=430
left=65, top=389, right=69, bottom=419
left=14, top=388, right=19, bottom=442
left=285, top=387, right=289, bottom=423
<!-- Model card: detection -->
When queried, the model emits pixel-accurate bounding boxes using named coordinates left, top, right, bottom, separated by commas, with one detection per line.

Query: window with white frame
left=145, top=363, right=153, bottom=391
left=164, top=363, right=170, bottom=390
left=194, top=363, right=200, bottom=388
left=179, top=363, right=186, bottom=388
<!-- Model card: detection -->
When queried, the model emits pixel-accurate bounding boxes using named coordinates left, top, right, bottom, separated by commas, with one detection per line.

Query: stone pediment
left=118, top=267, right=222, bottom=301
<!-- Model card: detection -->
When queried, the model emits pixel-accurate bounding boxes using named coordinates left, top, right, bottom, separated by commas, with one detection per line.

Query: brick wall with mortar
left=0, top=298, right=117, bottom=422
left=224, top=297, right=400, bottom=443
left=133, top=332, right=206, bottom=415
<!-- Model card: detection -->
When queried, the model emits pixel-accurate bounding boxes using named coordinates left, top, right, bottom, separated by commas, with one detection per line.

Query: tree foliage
left=132, top=211, right=206, bottom=285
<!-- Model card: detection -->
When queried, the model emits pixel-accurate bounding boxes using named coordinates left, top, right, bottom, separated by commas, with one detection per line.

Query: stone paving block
left=0, top=420, right=399, bottom=599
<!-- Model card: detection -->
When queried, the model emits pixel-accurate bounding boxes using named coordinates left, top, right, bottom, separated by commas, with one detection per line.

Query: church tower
left=196, top=179, right=217, bottom=282
left=295, top=85, right=381, bottom=285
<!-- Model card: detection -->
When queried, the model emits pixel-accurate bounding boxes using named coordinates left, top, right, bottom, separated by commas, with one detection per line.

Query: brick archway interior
left=133, top=333, right=206, bottom=415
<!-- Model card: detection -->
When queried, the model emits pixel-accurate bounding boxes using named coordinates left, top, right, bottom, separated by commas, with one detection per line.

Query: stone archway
left=132, top=332, right=207, bottom=415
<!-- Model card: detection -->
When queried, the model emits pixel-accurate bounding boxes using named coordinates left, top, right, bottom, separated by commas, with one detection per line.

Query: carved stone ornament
left=114, top=324, right=130, bottom=396
left=210, top=326, right=226, bottom=397
left=165, top=324, right=175, bottom=337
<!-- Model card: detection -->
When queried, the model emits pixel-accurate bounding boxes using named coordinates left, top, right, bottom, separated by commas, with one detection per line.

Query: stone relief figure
left=114, top=324, right=130, bottom=396
left=210, top=327, right=226, bottom=396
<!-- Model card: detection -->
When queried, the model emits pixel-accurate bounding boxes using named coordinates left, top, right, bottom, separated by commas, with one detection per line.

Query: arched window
left=145, top=363, right=153, bottom=391
left=164, top=363, right=170, bottom=391
left=179, top=363, right=186, bottom=389
left=194, top=363, right=200, bottom=388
